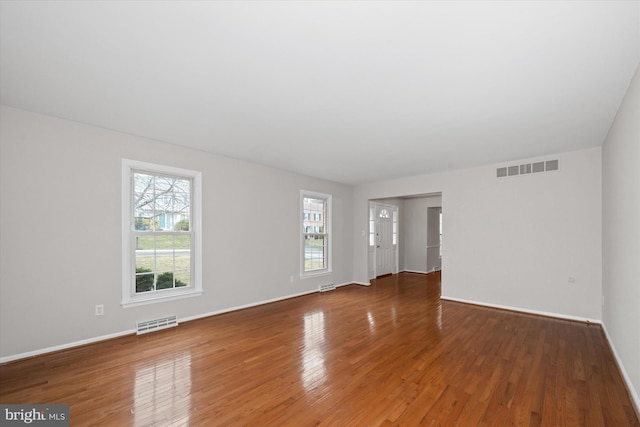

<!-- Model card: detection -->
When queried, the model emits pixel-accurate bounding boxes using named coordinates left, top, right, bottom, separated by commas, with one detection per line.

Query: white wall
left=426, top=206, right=442, bottom=272
left=403, top=198, right=428, bottom=273
left=402, top=196, right=442, bottom=273
left=0, top=106, right=354, bottom=360
left=602, top=64, right=640, bottom=411
left=354, top=147, right=603, bottom=321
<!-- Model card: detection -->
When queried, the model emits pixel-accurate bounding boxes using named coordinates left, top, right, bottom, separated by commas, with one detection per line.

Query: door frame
left=368, top=202, right=399, bottom=279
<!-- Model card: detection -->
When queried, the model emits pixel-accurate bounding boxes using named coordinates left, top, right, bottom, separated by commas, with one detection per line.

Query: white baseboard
left=1, top=282, right=359, bottom=364
left=440, top=295, right=602, bottom=324
left=441, top=296, right=639, bottom=418
left=402, top=269, right=429, bottom=275
left=401, top=270, right=441, bottom=275
left=180, top=290, right=316, bottom=324
left=601, top=323, right=640, bottom=418
left=0, top=329, right=135, bottom=364
left=353, top=281, right=371, bottom=286
left=3, top=287, right=637, bottom=418
left=182, top=281, right=361, bottom=324
left=335, top=281, right=354, bottom=288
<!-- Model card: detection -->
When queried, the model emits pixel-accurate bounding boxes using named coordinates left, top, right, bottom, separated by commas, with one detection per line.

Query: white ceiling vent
left=136, top=315, right=178, bottom=335
left=497, top=159, right=559, bottom=179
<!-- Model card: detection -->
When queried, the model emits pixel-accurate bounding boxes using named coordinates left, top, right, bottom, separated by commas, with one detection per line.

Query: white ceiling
left=1, top=1, right=639, bottom=184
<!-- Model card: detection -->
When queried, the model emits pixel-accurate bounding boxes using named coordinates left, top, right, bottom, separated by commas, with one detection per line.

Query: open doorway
left=368, top=193, right=442, bottom=280
left=426, top=206, right=442, bottom=273
left=368, top=202, right=399, bottom=278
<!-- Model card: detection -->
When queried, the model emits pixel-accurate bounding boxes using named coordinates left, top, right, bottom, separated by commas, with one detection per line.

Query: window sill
left=121, top=289, right=203, bottom=308
left=300, top=270, right=331, bottom=279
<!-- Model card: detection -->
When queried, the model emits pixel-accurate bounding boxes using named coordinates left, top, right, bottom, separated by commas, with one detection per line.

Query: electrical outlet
left=95, top=304, right=104, bottom=316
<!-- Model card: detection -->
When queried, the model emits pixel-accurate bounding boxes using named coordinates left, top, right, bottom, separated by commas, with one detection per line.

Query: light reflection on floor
left=133, top=352, right=192, bottom=426
left=366, top=311, right=376, bottom=333
left=301, top=310, right=327, bottom=391
left=391, top=305, right=397, bottom=327
left=434, top=303, right=443, bottom=331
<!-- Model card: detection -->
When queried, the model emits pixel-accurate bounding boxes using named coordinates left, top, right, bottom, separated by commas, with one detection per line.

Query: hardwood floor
left=1, top=272, right=638, bottom=426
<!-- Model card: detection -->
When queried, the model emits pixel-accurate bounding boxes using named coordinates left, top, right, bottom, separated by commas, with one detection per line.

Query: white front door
left=375, top=205, right=395, bottom=276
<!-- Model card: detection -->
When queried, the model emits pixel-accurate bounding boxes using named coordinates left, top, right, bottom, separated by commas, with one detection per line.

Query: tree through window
left=122, top=159, right=202, bottom=307
left=133, top=172, right=192, bottom=293
left=301, top=192, right=331, bottom=275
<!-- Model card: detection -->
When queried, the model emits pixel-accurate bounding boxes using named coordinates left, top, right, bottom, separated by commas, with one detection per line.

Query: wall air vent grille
left=319, top=283, right=336, bottom=292
left=136, top=315, right=178, bottom=335
left=497, top=159, right=559, bottom=179
left=546, top=160, right=559, bottom=171
left=532, top=162, right=545, bottom=173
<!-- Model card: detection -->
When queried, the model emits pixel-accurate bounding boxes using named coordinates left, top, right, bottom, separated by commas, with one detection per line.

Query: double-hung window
left=301, top=191, right=331, bottom=276
left=122, top=159, right=202, bottom=307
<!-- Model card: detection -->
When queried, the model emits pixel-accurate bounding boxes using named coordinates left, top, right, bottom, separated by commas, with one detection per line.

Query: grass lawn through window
left=135, top=234, right=191, bottom=286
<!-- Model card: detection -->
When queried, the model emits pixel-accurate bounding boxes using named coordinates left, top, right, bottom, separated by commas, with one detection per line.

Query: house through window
left=301, top=191, right=331, bottom=275
left=122, top=159, right=202, bottom=307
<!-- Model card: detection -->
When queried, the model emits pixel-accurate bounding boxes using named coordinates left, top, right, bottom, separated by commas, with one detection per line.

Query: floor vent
left=136, top=315, right=178, bottom=335
left=319, top=283, right=336, bottom=292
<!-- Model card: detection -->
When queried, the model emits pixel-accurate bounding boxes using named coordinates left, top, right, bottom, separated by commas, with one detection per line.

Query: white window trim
left=121, top=159, right=203, bottom=308
left=300, top=190, right=332, bottom=278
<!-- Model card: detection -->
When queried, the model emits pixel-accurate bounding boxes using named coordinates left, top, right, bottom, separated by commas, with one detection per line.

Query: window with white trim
left=122, top=159, right=202, bottom=307
left=301, top=191, right=331, bottom=276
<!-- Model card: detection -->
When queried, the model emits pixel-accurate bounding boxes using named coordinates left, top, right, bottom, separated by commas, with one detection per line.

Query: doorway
left=367, top=194, right=442, bottom=280
left=368, top=202, right=398, bottom=278
left=426, top=207, right=442, bottom=272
